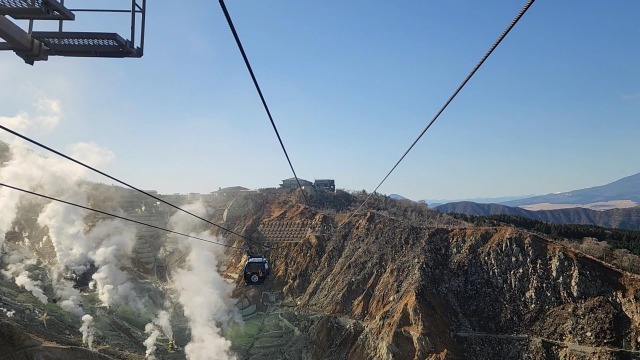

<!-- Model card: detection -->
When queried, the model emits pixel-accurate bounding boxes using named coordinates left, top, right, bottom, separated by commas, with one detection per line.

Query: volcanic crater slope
left=223, top=193, right=640, bottom=360
left=0, top=189, right=639, bottom=360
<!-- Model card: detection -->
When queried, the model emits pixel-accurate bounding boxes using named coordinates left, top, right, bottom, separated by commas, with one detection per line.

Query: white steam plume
left=52, top=271, right=84, bottom=316
left=42, top=213, right=141, bottom=312
left=173, top=240, right=239, bottom=360
left=38, top=192, right=93, bottom=273
left=143, top=309, right=173, bottom=359
left=168, top=201, right=240, bottom=360
left=143, top=322, right=161, bottom=359
left=80, top=314, right=95, bottom=350
left=1, top=104, right=157, bottom=357
left=0, top=111, right=30, bottom=133
left=0, top=135, right=109, bottom=256
left=87, top=219, right=141, bottom=310
left=38, top=191, right=93, bottom=315
left=33, top=97, right=62, bottom=131
left=155, top=309, right=173, bottom=341
left=68, top=142, right=115, bottom=170
left=0, top=138, right=94, bottom=312
left=0, top=124, right=128, bottom=314
left=1, top=249, right=47, bottom=304
left=14, top=272, right=47, bottom=303
left=167, top=201, right=209, bottom=243
left=0, top=97, right=61, bottom=135
left=0, top=186, right=19, bottom=251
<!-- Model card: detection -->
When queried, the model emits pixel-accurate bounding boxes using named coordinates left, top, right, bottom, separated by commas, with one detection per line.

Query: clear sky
left=1, top=0, right=639, bottom=201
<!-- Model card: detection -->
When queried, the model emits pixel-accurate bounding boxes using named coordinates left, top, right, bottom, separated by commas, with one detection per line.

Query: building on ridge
left=314, top=179, right=335, bottom=192
left=280, top=178, right=313, bottom=190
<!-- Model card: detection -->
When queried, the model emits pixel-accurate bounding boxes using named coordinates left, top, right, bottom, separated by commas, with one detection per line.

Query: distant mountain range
left=435, top=201, right=640, bottom=231
left=388, top=194, right=409, bottom=200
left=501, top=172, right=640, bottom=208
left=427, top=172, right=640, bottom=230
left=421, top=195, right=535, bottom=208
left=388, top=194, right=536, bottom=206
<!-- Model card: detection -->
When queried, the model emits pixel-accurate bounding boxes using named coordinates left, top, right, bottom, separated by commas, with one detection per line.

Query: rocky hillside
left=1, top=186, right=640, bottom=359
left=219, top=193, right=640, bottom=359
left=435, top=201, right=640, bottom=231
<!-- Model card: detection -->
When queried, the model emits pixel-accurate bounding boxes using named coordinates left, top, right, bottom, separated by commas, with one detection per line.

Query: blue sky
left=1, top=0, right=639, bottom=201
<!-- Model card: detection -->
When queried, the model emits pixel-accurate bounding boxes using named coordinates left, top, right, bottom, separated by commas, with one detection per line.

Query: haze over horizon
left=1, top=1, right=639, bottom=201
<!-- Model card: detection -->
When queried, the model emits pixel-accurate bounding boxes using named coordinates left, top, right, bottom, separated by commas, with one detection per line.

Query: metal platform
left=1, top=0, right=145, bottom=63
left=0, top=0, right=74, bottom=20
left=31, top=31, right=141, bottom=57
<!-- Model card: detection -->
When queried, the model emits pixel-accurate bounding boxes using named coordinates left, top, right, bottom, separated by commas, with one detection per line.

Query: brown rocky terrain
left=1, top=188, right=639, bottom=359
left=222, top=191, right=640, bottom=359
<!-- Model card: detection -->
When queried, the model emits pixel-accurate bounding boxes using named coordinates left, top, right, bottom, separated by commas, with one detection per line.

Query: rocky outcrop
left=228, top=201, right=640, bottom=360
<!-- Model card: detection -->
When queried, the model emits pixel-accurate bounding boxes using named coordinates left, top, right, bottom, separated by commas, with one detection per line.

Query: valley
left=1, top=186, right=640, bottom=359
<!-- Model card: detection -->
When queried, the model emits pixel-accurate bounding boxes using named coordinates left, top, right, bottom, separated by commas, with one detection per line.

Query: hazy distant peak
left=388, top=194, right=409, bottom=200
left=502, top=172, right=640, bottom=207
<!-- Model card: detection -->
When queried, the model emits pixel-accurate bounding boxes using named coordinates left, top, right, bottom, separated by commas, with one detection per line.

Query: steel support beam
left=0, top=14, right=34, bottom=49
left=0, top=15, right=47, bottom=63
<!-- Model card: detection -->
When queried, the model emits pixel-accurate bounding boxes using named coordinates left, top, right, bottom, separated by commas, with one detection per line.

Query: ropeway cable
left=0, top=182, right=243, bottom=249
left=339, top=0, right=536, bottom=228
left=0, top=124, right=253, bottom=244
left=218, top=0, right=309, bottom=205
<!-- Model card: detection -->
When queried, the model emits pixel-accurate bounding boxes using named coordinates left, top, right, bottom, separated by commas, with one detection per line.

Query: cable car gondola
left=243, top=255, right=269, bottom=285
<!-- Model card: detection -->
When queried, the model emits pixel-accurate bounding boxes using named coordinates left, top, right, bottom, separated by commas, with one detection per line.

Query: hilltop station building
left=280, top=178, right=335, bottom=192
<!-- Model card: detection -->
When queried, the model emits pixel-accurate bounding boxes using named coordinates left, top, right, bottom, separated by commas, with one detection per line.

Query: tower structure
left=0, top=0, right=145, bottom=64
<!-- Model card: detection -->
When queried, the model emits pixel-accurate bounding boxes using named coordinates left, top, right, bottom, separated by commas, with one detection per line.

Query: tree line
left=450, top=213, right=640, bottom=256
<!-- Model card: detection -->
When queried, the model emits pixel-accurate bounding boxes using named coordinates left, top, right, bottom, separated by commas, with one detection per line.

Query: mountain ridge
left=435, top=201, right=640, bottom=231
left=502, top=172, right=640, bottom=207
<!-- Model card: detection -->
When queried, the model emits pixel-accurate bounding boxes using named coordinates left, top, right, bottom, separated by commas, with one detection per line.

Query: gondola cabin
left=243, top=256, right=269, bottom=285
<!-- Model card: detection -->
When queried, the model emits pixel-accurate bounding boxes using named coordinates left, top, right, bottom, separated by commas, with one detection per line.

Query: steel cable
left=339, top=0, right=536, bottom=228
left=0, top=182, right=243, bottom=249
left=218, top=0, right=309, bottom=205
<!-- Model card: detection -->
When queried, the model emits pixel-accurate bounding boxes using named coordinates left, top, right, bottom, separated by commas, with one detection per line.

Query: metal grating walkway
left=0, top=0, right=74, bottom=20
left=31, top=31, right=141, bottom=57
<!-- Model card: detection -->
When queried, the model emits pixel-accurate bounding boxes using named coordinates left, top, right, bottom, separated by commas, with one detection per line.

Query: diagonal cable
left=0, top=124, right=252, bottom=243
left=0, top=182, right=242, bottom=249
left=218, top=0, right=308, bottom=204
left=340, top=0, right=536, bottom=227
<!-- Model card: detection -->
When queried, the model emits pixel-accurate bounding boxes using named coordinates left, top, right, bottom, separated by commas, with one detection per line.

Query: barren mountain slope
left=222, top=196, right=640, bottom=360
left=1, top=190, right=639, bottom=360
